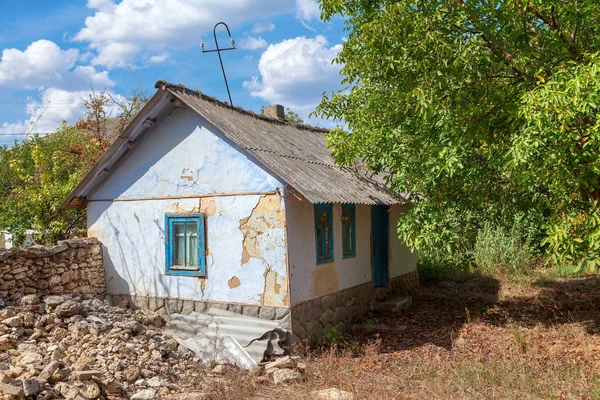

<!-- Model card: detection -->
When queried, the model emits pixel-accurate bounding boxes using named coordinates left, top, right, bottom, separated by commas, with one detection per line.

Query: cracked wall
left=86, top=107, right=289, bottom=306
left=238, top=194, right=288, bottom=306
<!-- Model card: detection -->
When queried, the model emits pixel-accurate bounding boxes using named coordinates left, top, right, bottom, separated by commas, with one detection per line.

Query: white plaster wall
left=286, top=194, right=372, bottom=305
left=88, top=195, right=288, bottom=306
left=86, top=107, right=289, bottom=306
left=388, top=205, right=417, bottom=278
left=88, top=108, right=282, bottom=201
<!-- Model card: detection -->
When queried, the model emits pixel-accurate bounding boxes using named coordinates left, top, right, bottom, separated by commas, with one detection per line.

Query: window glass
left=314, top=204, right=334, bottom=264
left=165, top=215, right=205, bottom=276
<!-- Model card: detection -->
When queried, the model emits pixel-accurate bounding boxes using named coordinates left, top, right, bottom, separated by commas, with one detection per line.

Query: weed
left=362, top=319, right=377, bottom=333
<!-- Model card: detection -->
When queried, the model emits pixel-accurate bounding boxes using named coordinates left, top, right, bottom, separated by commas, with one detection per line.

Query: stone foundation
left=107, top=294, right=291, bottom=328
left=0, top=238, right=105, bottom=302
left=290, top=270, right=419, bottom=341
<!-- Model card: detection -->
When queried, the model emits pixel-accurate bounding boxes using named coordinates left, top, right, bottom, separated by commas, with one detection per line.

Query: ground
left=205, top=272, right=600, bottom=399
left=2, top=273, right=599, bottom=399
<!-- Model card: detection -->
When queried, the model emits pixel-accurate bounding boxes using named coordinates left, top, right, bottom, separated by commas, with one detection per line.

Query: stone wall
left=0, top=238, right=105, bottom=302
left=107, top=294, right=291, bottom=328
left=290, top=270, right=419, bottom=341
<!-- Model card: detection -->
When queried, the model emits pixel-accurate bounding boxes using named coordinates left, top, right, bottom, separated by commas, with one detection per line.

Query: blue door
left=371, top=205, right=389, bottom=287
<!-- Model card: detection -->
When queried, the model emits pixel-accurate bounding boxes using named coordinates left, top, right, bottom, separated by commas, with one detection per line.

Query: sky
left=0, top=0, right=347, bottom=146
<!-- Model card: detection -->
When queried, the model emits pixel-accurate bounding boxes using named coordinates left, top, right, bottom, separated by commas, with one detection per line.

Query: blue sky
left=0, top=0, right=346, bottom=146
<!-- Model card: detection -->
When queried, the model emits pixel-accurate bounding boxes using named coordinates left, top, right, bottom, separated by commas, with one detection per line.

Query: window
left=165, top=214, right=205, bottom=276
left=314, top=204, right=333, bottom=264
left=342, top=204, right=356, bottom=258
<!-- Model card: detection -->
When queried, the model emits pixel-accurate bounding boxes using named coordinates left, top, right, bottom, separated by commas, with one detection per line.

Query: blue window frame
left=164, top=214, right=205, bottom=276
left=314, top=204, right=334, bottom=264
left=342, top=204, right=356, bottom=258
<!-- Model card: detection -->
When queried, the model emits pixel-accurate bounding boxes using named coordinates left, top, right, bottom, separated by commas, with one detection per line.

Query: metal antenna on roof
left=200, top=22, right=236, bottom=106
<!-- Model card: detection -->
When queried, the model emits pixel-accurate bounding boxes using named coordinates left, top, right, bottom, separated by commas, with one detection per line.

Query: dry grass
left=176, top=274, right=600, bottom=399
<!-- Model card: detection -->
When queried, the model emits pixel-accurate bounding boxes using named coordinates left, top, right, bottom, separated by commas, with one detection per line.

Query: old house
left=62, top=81, right=418, bottom=340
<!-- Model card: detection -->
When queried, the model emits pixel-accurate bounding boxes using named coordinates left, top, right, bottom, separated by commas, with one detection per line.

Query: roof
left=62, top=80, right=402, bottom=208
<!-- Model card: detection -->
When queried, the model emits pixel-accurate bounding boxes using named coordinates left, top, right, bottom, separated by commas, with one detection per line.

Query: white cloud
left=243, top=35, right=342, bottom=115
left=240, top=37, right=268, bottom=50
left=295, top=0, right=320, bottom=20
left=149, top=52, right=170, bottom=64
left=75, top=0, right=295, bottom=68
left=252, top=21, right=275, bottom=34
left=0, top=40, right=114, bottom=90
left=1, top=87, right=126, bottom=139
left=0, top=121, right=27, bottom=135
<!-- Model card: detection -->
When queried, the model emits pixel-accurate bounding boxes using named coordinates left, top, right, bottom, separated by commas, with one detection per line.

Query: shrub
left=473, top=223, right=537, bottom=275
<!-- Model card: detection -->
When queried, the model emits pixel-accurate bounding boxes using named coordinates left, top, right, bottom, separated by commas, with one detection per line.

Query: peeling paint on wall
left=309, top=262, right=339, bottom=298
left=86, top=107, right=290, bottom=307
left=228, top=276, right=241, bottom=288
left=237, top=194, right=288, bottom=307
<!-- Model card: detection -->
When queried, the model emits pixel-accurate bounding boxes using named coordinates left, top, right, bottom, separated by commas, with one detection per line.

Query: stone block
left=228, top=303, right=242, bottom=314
left=319, top=309, right=335, bottom=326
left=134, top=296, right=149, bottom=310
left=242, top=305, right=259, bottom=317
left=259, top=306, right=276, bottom=320
left=275, top=307, right=290, bottom=320
left=165, top=299, right=183, bottom=314
left=148, top=297, right=164, bottom=312
left=207, top=302, right=228, bottom=311
left=194, top=301, right=207, bottom=313
left=305, top=320, right=323, bottom=338
left=181, top=300, right=195, bottom=315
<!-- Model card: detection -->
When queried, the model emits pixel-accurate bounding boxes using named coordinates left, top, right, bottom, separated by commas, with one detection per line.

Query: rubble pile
left=0, top=294, right=203, bottom=399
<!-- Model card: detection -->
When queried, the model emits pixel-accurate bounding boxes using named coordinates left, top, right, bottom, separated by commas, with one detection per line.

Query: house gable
left=87, top=107, right=284, bottom=201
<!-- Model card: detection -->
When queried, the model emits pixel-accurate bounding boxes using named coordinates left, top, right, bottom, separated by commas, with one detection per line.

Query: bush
left=473, top=223, right=537, bottom=275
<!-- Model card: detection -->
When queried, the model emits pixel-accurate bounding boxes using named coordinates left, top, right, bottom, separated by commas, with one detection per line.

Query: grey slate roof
left=158, top=81, right=400, bottom=205
left=62, top=81, right=401, bottom=207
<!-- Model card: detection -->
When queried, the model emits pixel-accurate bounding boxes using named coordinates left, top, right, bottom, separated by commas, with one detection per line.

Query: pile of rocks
left=255, top=355, right=306, bottom=385
left=0, top=294, right=204, bottom=399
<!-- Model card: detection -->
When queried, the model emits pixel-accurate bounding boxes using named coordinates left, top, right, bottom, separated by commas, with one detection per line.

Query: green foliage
left=473, top=223, right=536, bottom=275
left=0, top=124, right=106, bottom=244
left=285, top=108, right=304, bottom=123
left=316, top=0, right=600, bottom=272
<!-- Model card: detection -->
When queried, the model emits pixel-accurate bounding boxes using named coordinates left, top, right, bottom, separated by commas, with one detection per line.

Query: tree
left=285, top=108, right=304, bottom=123
left=0, top=87, right=149, bottom=245
left=316, top=1, right=600, bottom=270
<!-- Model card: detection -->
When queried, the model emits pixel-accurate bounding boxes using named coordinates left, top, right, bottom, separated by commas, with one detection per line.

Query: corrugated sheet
left=160, top=82, right=401, bottom=205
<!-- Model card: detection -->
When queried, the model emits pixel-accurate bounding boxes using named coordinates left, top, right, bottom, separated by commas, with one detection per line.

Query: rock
left=146, top=376, right=169, bottom=387
left=55, top=300, right=81, bottom=318
left=311, top=388, right=355, bottom=400
left=78, top=381, right=101, bottom=399
left=23, top=378, right=42, bottom=396
left=44, top=295, right=67, bottom=308
left=56, top=382, right=80, bottom=400
left=0, top=381, right=24, bottom=397
left=49, top=368, right=71, bottom=383
left=119, top=365, right=140, bottom=383
left=39, top=361, right=61, bottom=382
left=212, top=365, right=225, bottom=374
left=72, top=370, right=102, bottom=381
left=0, top=297, right=5, bottom=307
left=131, top=388, right=157, bottom=399
left=2, top=316, right=22, bottom=328
left=265, top=356, right=296, bottom=370
left=0, top=338, right=16, bottom=351
left=0, top=372, right=11, bottom=384
left=19, top=352, right=43, bottom=365
left=20, top=294, right=40, bottom=306
left=272, top=369, right=303, bottom=385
